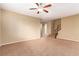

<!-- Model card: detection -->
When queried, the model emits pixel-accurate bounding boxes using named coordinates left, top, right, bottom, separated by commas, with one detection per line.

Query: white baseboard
left=1, top=40, right=26, bottom=46
left=57, top=38, right=79, bottom=43
left=1, top=38, right=40, bottom=46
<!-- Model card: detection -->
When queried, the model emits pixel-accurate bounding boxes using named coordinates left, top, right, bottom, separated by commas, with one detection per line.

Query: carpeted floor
left=0, top=38, right=79, bottom=56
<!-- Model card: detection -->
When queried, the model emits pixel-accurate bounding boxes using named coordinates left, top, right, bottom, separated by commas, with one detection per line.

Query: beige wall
left=58, top=14, right=79, bottom=42
left=0, top=8, right=1, bottom=45
left=2, top=10, right=41, bottom=45
left=47, top=21, right=52, bottom=35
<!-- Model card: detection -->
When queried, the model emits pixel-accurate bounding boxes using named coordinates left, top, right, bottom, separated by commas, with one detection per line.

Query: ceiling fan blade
left=37, top=11, right=39, bottom=14
left=44, top=4, right=52, bottom=8
left=29, top=8, right=37, bottom=10
left=36, top=3, right=39, bottom=6
left=43, top=9, right=48, bottom=13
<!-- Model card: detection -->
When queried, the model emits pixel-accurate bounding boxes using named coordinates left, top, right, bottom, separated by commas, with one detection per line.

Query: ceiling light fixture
left=38, top=8, right=43, bottom=12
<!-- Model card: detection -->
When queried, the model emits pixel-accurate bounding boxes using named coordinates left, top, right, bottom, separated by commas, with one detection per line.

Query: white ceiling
left=1, top=3, right=79, bottom=21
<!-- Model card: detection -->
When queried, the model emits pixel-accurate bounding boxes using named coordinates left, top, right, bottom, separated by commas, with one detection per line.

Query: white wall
left=2, top=10, right=41, bottom=45
left=58, top=14, right=79, bottom=42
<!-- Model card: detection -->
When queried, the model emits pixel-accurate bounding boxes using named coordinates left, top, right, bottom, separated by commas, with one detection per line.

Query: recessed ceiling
left=1, top=3, right=79, bottom=21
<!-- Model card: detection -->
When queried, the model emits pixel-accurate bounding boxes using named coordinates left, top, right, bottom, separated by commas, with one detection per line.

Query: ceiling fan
left=29, top=3, right=52, bottom=14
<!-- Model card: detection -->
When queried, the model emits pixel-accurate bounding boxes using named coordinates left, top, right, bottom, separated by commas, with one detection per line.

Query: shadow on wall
left=47, top=19, right=61, bottom=39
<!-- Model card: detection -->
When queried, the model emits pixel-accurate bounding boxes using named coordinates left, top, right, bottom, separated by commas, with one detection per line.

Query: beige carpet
left=0, top=38, right=79, bottom=56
